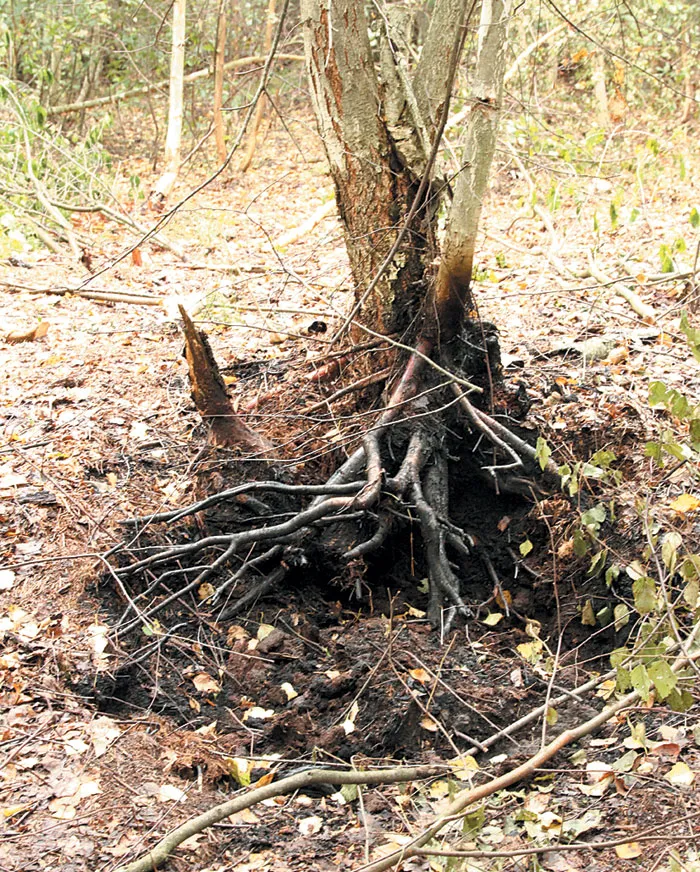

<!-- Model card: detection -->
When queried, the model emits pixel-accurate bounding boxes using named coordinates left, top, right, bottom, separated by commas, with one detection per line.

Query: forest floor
left=2, top=100, right=700, bottom=872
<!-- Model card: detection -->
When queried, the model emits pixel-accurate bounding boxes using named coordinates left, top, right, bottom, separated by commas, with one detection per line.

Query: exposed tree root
left=110, top=329, right=554, bottom=641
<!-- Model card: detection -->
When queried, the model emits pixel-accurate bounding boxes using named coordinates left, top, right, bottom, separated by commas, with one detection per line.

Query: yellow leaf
left=420, top=715, right=439, bottom=732
left=669, top=493, right=700, bottom=515
left=3, top=804, right=31, bottom=818
left=581, top=600, right=596, bottom=626
left=197, top=582, right=215, bottom=601
left=615, top=842, right=643, bottom=859
left=281, top=682, right=298, bottom=701
left=516, top=639, right=543, bottom=664
left=257, top=623, right=275, bottom=640
left=482, top=612, right=503, bottom=626
left=428, top=780, right=450, bottom=799
left=665, top=761, right=695, bottom=786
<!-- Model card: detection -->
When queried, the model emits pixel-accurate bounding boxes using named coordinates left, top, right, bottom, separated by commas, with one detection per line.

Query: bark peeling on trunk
left=302, top=0, right=433, bottom=336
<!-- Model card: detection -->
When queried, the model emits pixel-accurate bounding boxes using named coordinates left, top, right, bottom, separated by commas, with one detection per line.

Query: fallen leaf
left=342, top=700, right=359, bottom=735
left=281, top=682, right=298, bottom=701
left=88, top=717, right=121, bottom=758
left=420, top=715, right=439, bottom=732
left=158, top=784, right=187, bottom=802
left=0, top=570, right=15, bottom=591
left=48, top=796, right=77, bottom=820
left=192, top=672, right=221, bottom=694
left=669, top=493, right=700, bottom=515
left=482, top=612, right=504, bottom=626
left=665, top=761, right=695, bottom=786
left=408, top=668, right=430, bottom=684
left=298, top=815, right=323, bottom=835
left=615, top=842, right=643, bottom=859
left=242, top=706, right=274, bottom=722
left=4, top=322, right=50, bottom=343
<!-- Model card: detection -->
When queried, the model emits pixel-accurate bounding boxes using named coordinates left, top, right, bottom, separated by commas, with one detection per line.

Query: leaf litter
left=1, top=108, right=700, bottom=872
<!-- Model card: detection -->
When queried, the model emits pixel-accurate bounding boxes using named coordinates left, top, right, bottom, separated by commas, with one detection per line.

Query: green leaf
left=546, top=706, right=558, bottom=725
left=683, top=577, right=699, bottom=608
left=680, top=312, right=700, bottom=363
left=588, top=549, right=607, bottom=577
left=659, top=244, right=674, bottom=273
left=520, top=539, right=533, bottom=557
left=691, top=207, right=700, bottom=229
left=644, top=441, right=663, bottom=464
left=535, top=437, right=552, bottom=471
left=573, top=529, right=589, bottom=556
left=610, top=647, right=629, bottom=668
left=590, top=449, right=616, bottom=469
left=612, top=750, right=638, bottom=773
left=605, top=565, right=621, bottom=588
left=661, top=532, right=682, bottom=572
left=649, top=381, right=669, bottom=407
left=630, top=663, right=651, bottom=701
left=614, top=603, right=630, bottom=631
left=616, top=667, right=631, bottom=692
left=462, top=805, right=485, bottom=838
left=647, top=660, right=677, bottom=700
left=581, top=504, right=606, bottom=534
left=667, top=688, right=693, bottom=712
left=633, top=576, right=657, bottom=614
left=341, top=783, right=359, bottom=802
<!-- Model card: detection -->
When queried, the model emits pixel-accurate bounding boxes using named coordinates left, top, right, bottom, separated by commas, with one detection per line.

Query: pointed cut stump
left=179, top=305, right=271, bottom=455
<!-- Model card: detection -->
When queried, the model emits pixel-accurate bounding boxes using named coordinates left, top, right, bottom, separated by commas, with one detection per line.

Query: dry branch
left=115, top=765, right=441, bottom=872
left=47, top=54, right=305, bottom=116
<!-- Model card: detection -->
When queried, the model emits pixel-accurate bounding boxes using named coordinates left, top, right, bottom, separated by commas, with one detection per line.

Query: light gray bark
left=435, top=0, right=512, bottom=337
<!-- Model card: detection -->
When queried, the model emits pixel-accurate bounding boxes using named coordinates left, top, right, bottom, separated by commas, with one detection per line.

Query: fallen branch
left=587, top=252, right=657, bottom=323
left=115, top=765, right=442, bottom=872
left=47, top=53, right=305, bottom=116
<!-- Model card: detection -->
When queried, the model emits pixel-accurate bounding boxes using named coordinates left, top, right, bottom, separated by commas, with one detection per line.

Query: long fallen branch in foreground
left=114, top=765, right=441, bottom=872
left=113, top=624, right=700, bottom=872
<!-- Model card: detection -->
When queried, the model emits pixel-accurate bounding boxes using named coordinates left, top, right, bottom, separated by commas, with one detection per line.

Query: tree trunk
left=434, top=0, right=512, bottom=340
left=152, top=0, right=187, bottom=204
left=302, top=0, right=511, bottom=343
left=301, top=0, right=439, bottom=335
left=241, top=0, right=277, bottom=172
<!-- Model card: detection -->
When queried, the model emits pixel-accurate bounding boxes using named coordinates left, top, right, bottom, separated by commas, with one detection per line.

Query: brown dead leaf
left=4, top=322, right=50, bottom=344
left=192, top=672, right=221, bottom=694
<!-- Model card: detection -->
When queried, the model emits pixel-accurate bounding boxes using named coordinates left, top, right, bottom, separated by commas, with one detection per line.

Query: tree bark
left=301, top=0, right=443, bottom=335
